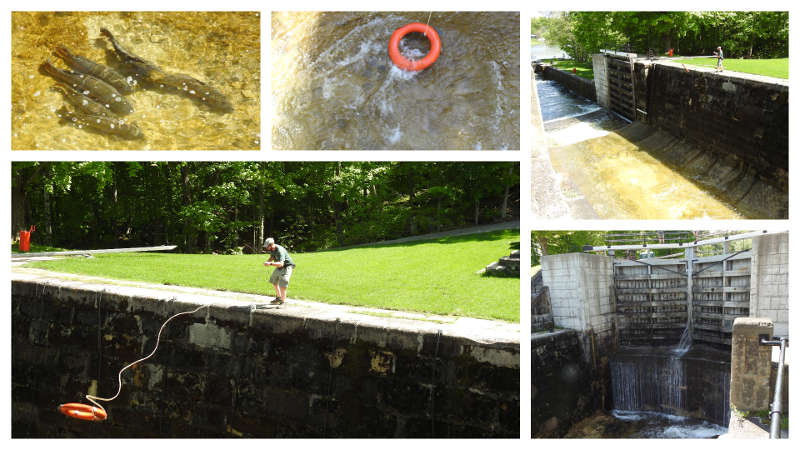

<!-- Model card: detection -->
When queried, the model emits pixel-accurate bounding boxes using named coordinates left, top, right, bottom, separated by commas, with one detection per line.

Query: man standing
left=714, top=46, right=724, bottom=72
left=263, top=237, right=295, bottom=305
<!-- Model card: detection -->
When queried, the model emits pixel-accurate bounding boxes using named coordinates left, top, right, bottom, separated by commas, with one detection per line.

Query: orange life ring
left=388, top=22, right=441, bottom=71
left=59, top=403, right=107, bottom=421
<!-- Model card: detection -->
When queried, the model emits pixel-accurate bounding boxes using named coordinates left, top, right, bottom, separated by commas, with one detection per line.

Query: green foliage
left=26, top=230, right=521, bottom=322
left=531, top=230, right=606, bottom=266
left=534, top=11, right=788, bottom=60
left=12, top=162, right=520, bottom=254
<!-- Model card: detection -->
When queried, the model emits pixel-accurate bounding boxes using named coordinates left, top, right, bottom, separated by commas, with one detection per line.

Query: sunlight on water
left=272, top=12, right=519, bottom=150
left=534, top=74, right=742, bottom=219
left=11, top=11, right=260, bottom=150
left=548, top=131, right=742, bottom=219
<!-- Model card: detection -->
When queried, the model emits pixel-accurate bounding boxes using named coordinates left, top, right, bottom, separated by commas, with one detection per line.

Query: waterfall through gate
left=610, top=346, right=731, bottom=425
left=609, top=250, right=746, bottom=427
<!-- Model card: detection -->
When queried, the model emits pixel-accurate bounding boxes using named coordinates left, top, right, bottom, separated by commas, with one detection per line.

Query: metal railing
left=760, top=336, right=789, bottom=439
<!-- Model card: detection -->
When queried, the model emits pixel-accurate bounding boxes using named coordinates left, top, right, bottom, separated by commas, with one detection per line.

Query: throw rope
left=424, top=11, right=432, bottom=36
left=60, top=304, right=209, bottom=421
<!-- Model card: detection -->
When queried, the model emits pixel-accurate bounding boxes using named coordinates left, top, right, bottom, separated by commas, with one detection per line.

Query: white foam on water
left=548, top=121, right=609, bottom=146
left=386, top=126, right=402, bottom=144
left=611, top=409, right=727, bottom=438
left=388, top=65, right=419, bottom=81
left=337, top=41, right=374, bottom=67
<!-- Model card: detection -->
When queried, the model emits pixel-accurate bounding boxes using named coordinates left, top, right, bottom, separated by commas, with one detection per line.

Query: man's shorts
left=269, top=265, right=293, bottom=288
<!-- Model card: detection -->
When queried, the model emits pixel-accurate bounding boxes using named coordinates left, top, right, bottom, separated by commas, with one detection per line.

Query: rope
left=423, top=12, right=432, bottom=36
left=84, top=304, right=209, bottom=415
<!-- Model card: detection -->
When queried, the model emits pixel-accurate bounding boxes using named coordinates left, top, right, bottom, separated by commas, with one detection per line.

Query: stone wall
left=541, top=66, right=597, bottom=102
left=750, top=232, right=789, bottom=337
left=532, top=330, right=605, bottom=437
left=645, top=63, right=788, bottom=194
left=542, top=253, right=615, bottom=353
left=11, top=280, right=519, bottom=438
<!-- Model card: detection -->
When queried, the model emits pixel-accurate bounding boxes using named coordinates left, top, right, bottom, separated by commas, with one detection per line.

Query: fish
left=57, top=106, right=143, bottom=140
left=55, top=45, right=134, bottom=94
left=101, top=27, right=233, bottom=113
left=51, top=82, right=114, bottom=117
left=41, top=59, right=134, bottom=115
left=159, top=73, right=234, bottom=113
left=99, top=28, right=162, bottom=78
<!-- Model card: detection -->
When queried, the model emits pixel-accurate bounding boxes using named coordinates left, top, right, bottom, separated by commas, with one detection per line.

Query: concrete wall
left=532, top=330, right=603, bottom=437
left=11, top=280, right=519, bottom=438
left=750, top=232, right=789, bottom=337
left=591, top=54, right=609, bottom=108
left=542, top=253, right=615, bottom=349
left=541, top=66, right=597, bottom=102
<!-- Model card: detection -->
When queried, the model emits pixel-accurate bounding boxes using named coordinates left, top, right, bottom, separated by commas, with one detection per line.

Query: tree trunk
left=537, top=236, right=549, bottom=256
left=333, top=162, right=343, bottom=246
left=474, top=198, right=480, bottom=225
left=42, top=188, right=51, bottom=245
left=501, top=165, right=511, bottom=219
left=257, top=181, right=265, bottom=250
left=11, top=171, right=26, bottom=240
left=180, top=163, right=193, bottom=250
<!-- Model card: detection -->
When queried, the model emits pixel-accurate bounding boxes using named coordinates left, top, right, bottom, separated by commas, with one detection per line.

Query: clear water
left=533, top=74, right=743, bottom=219
left=272, top=12, right=520, bottom=150
left=11, top=11, right=260, bottom=150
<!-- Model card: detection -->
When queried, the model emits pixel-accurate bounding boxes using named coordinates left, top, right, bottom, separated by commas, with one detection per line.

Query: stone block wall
left=750, top=232, right=789, bottom=337
left=541, top=66, right=597, bottom=102
left=11, top=280, right=519, bottom=438
left=532, top=330, right=602, bottom=437
left=646, top=63, right=788, bottom=192
left=730, top=318, right=774, bottom=411
left=542, top=253, right=615, bottom=351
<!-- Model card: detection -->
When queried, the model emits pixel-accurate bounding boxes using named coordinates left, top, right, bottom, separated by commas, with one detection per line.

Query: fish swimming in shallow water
left=41, top=59, right=134, bottom=115
left=100, top=28, right=161, bottom=79
left=57, top=106, right=143, bottom=140
left=51, top=82, right=114, bottom=117
left=100, top=27, right=234, bottom=113
left=55, top=45, right=134, bottom=94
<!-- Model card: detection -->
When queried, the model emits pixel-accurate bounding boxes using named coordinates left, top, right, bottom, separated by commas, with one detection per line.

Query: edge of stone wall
left=11, top=275, right=520, bottom=369
left=541, top=66, right=597, bottom=102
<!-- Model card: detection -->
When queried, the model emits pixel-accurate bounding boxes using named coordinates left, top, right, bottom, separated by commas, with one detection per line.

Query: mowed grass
left=12, top=243, right=70, bottom=253
left=672, top=57, right=788, bottom=79
left=541, top=59, right=594, bottom=80
left=25, top=230, right=520, bottom=322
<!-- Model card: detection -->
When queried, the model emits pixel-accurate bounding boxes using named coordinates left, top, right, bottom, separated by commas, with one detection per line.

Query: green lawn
left=12, top=243, right=69, bottom=253
left=672, top=58, right=788, bottom=79
left=541, top=59, right=594, bottom=80
left=24, top=230, right=520, bottom=322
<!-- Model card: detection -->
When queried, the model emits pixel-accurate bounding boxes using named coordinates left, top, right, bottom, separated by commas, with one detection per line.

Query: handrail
left=760, top=336, right=789, bottom=439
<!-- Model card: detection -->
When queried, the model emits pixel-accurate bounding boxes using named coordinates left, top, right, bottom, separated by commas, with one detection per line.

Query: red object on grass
left=19, top=225, right=35, bottom=252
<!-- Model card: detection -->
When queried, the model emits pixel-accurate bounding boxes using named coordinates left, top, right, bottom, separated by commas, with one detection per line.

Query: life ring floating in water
left=388, top=22, right=441, bottom=71
left=58, top=403, right=107, bottom=422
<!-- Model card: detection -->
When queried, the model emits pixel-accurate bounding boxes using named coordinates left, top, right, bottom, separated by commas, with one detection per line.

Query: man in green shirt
left=263, top=237, right=296, bottom=305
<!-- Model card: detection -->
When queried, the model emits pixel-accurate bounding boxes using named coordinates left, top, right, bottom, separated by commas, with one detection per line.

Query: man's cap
left=263, top=237, right=275, bottom=247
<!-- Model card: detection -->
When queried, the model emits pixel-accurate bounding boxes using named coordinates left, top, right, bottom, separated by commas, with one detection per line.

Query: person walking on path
left=714, top=46, right=724, bottom=72
left=263, top=237, right=295, bottom=305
